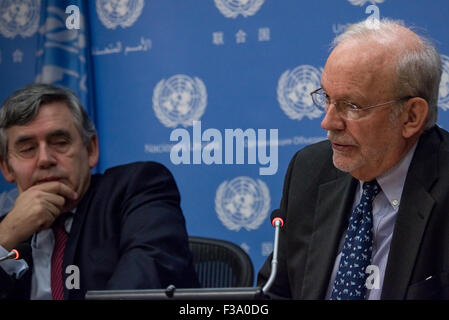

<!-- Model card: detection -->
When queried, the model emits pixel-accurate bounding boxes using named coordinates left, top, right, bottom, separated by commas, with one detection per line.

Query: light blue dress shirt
left=326, top=142, right=418, bottom=300
left=0, top=214, right=74, bottom=300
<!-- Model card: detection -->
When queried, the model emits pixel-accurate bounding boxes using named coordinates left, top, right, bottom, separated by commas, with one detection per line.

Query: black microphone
left=262, top=215, right=284, bottom=295
left=0, top=243, right=31, bottom=262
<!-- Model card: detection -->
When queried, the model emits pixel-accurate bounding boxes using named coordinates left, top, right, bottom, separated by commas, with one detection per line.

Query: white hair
left=333, top=18, right=442, bottom=130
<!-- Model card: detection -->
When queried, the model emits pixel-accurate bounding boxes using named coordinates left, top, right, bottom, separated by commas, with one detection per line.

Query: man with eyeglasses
left=258, top=19, right=449, bottom=300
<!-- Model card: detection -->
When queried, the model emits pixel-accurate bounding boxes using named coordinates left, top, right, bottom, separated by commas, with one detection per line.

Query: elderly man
left=0, top=83, right=199, bottom=299
left=258, top=19, right=448, bottom=300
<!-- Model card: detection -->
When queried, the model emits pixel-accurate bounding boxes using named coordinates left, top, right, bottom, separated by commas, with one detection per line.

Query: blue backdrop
left=1, top=0, right=449, bottom=285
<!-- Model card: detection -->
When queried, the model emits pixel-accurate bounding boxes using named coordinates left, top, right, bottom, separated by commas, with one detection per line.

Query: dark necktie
left=51, top=215, right=68, bottom=300
left=331, top=180, right=381, bottom=300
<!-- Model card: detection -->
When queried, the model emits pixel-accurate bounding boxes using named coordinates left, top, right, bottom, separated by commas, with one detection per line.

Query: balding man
left=258, top=19, right=449, bottom=300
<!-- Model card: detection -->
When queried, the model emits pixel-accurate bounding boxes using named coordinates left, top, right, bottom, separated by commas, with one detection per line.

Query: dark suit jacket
left=0, top=161, right=199, bottom=299
left=258, top=126, right=449, bottom=299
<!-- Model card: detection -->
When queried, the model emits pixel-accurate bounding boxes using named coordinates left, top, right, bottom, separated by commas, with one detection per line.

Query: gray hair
left=0, top=83, right=96, bottom=160
left=333, top=18, right=442, bottom=130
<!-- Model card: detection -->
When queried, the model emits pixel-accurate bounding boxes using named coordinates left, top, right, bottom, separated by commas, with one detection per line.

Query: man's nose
left=321, top=103, right=345, bottom=132
left=36, top=144, right=57, bottom=168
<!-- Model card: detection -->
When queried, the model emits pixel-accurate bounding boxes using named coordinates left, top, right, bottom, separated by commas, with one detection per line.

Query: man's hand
left=0, top=181, right=78, bottom=251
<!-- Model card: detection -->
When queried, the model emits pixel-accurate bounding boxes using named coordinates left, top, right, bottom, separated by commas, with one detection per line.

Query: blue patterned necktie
left=331, top=180, right=381, bottom=300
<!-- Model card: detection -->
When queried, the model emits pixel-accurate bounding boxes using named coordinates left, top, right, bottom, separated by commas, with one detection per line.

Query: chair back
left=188, top=236, right=254, bottom=288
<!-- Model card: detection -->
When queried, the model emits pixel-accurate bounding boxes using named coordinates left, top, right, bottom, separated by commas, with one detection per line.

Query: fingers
left=0, top=182, right=77, bottom=248
left=31, top=181, right=78, bottom=201
left=39, top=201, right=63, bottom=231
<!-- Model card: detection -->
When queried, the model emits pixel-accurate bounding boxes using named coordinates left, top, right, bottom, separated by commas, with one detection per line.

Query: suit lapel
left=381, top=128, right=439, bottom=299
left=62, top=176, right=98, bottom=299
left=301, top=173, right=357, bottom=299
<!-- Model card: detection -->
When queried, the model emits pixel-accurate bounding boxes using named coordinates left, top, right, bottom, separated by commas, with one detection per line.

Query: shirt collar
left=359, top=142, right=418, bottom=210
left=32, top=209, right=76, bottom=247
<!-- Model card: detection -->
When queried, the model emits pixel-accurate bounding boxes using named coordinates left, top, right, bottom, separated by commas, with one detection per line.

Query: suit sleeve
left=104, top=162, right=199, bottom=290
left=0, top=210, right=32, bottom=299
left=257, top=151, right=300, bottom=299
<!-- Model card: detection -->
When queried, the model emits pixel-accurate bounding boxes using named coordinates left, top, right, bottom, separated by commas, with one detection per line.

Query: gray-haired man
left=258, top=19, right=449, bottom=300
left=0, top=83, right=198, bottom=299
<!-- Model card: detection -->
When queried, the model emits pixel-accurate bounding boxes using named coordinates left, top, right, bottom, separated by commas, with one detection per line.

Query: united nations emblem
left=439, top=54, right=449, bottom=111
left=0, top=0, right=40, bottom=39
left=277, top=65, right=323, bottom=121
left=347, top=0, right=384, bottom=6
left=152, top=74, right=207, bottom=128
left=215, top=177, right=270, bottom=231
left=214, top=0, right=265, bottom=19
left=96, top=0, right=144, bottom=29
left=0, top=188, right=17, bottom=217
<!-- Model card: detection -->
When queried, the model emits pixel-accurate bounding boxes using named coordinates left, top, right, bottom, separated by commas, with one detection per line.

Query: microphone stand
left=262, top=217, right=283, bottom=295
left=86, top=217, right=285, bottom=300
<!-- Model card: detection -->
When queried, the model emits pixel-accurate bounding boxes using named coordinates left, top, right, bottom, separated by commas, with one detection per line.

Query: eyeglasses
left=310, top=88, right=412, bottom=120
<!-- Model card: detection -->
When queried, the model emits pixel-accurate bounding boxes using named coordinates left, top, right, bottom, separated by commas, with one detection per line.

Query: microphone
left=86, top=216, right=286, bottom=300
left=0, top=243, right=31, bottom=262
left=262, top=216, right=284, bottom=295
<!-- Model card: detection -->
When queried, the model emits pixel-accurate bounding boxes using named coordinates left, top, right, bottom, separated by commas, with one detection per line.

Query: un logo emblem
left=96, top=0, right=144, bottom=29
left=215, top=177, right=270, bottom=231
left=347, top=0, right=384, bottom=5
left=153, top=74, right=207, bottom=128
left=0, top=0, right=40, bottom=39
left=439, top=54, right=449, bottom=112
left=277, top=65, right=323, bottom=121
left=214, top=0, right=264, bottom=19
left=0, top=188, right=17, bottom=217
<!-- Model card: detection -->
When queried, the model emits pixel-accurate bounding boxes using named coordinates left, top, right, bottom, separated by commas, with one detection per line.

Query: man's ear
left=0, top=157, right=15, bottom=183
left=87, top=134, right=99, bottom=169
left=401, top=97, right=429, bottom=138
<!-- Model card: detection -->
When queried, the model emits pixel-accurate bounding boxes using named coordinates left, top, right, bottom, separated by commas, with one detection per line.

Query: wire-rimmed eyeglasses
left=310, top=88, right=412, bottom=120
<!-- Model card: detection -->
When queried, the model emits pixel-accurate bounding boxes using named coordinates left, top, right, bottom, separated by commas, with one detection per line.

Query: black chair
left=188, top=236, right=254, bottom=288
